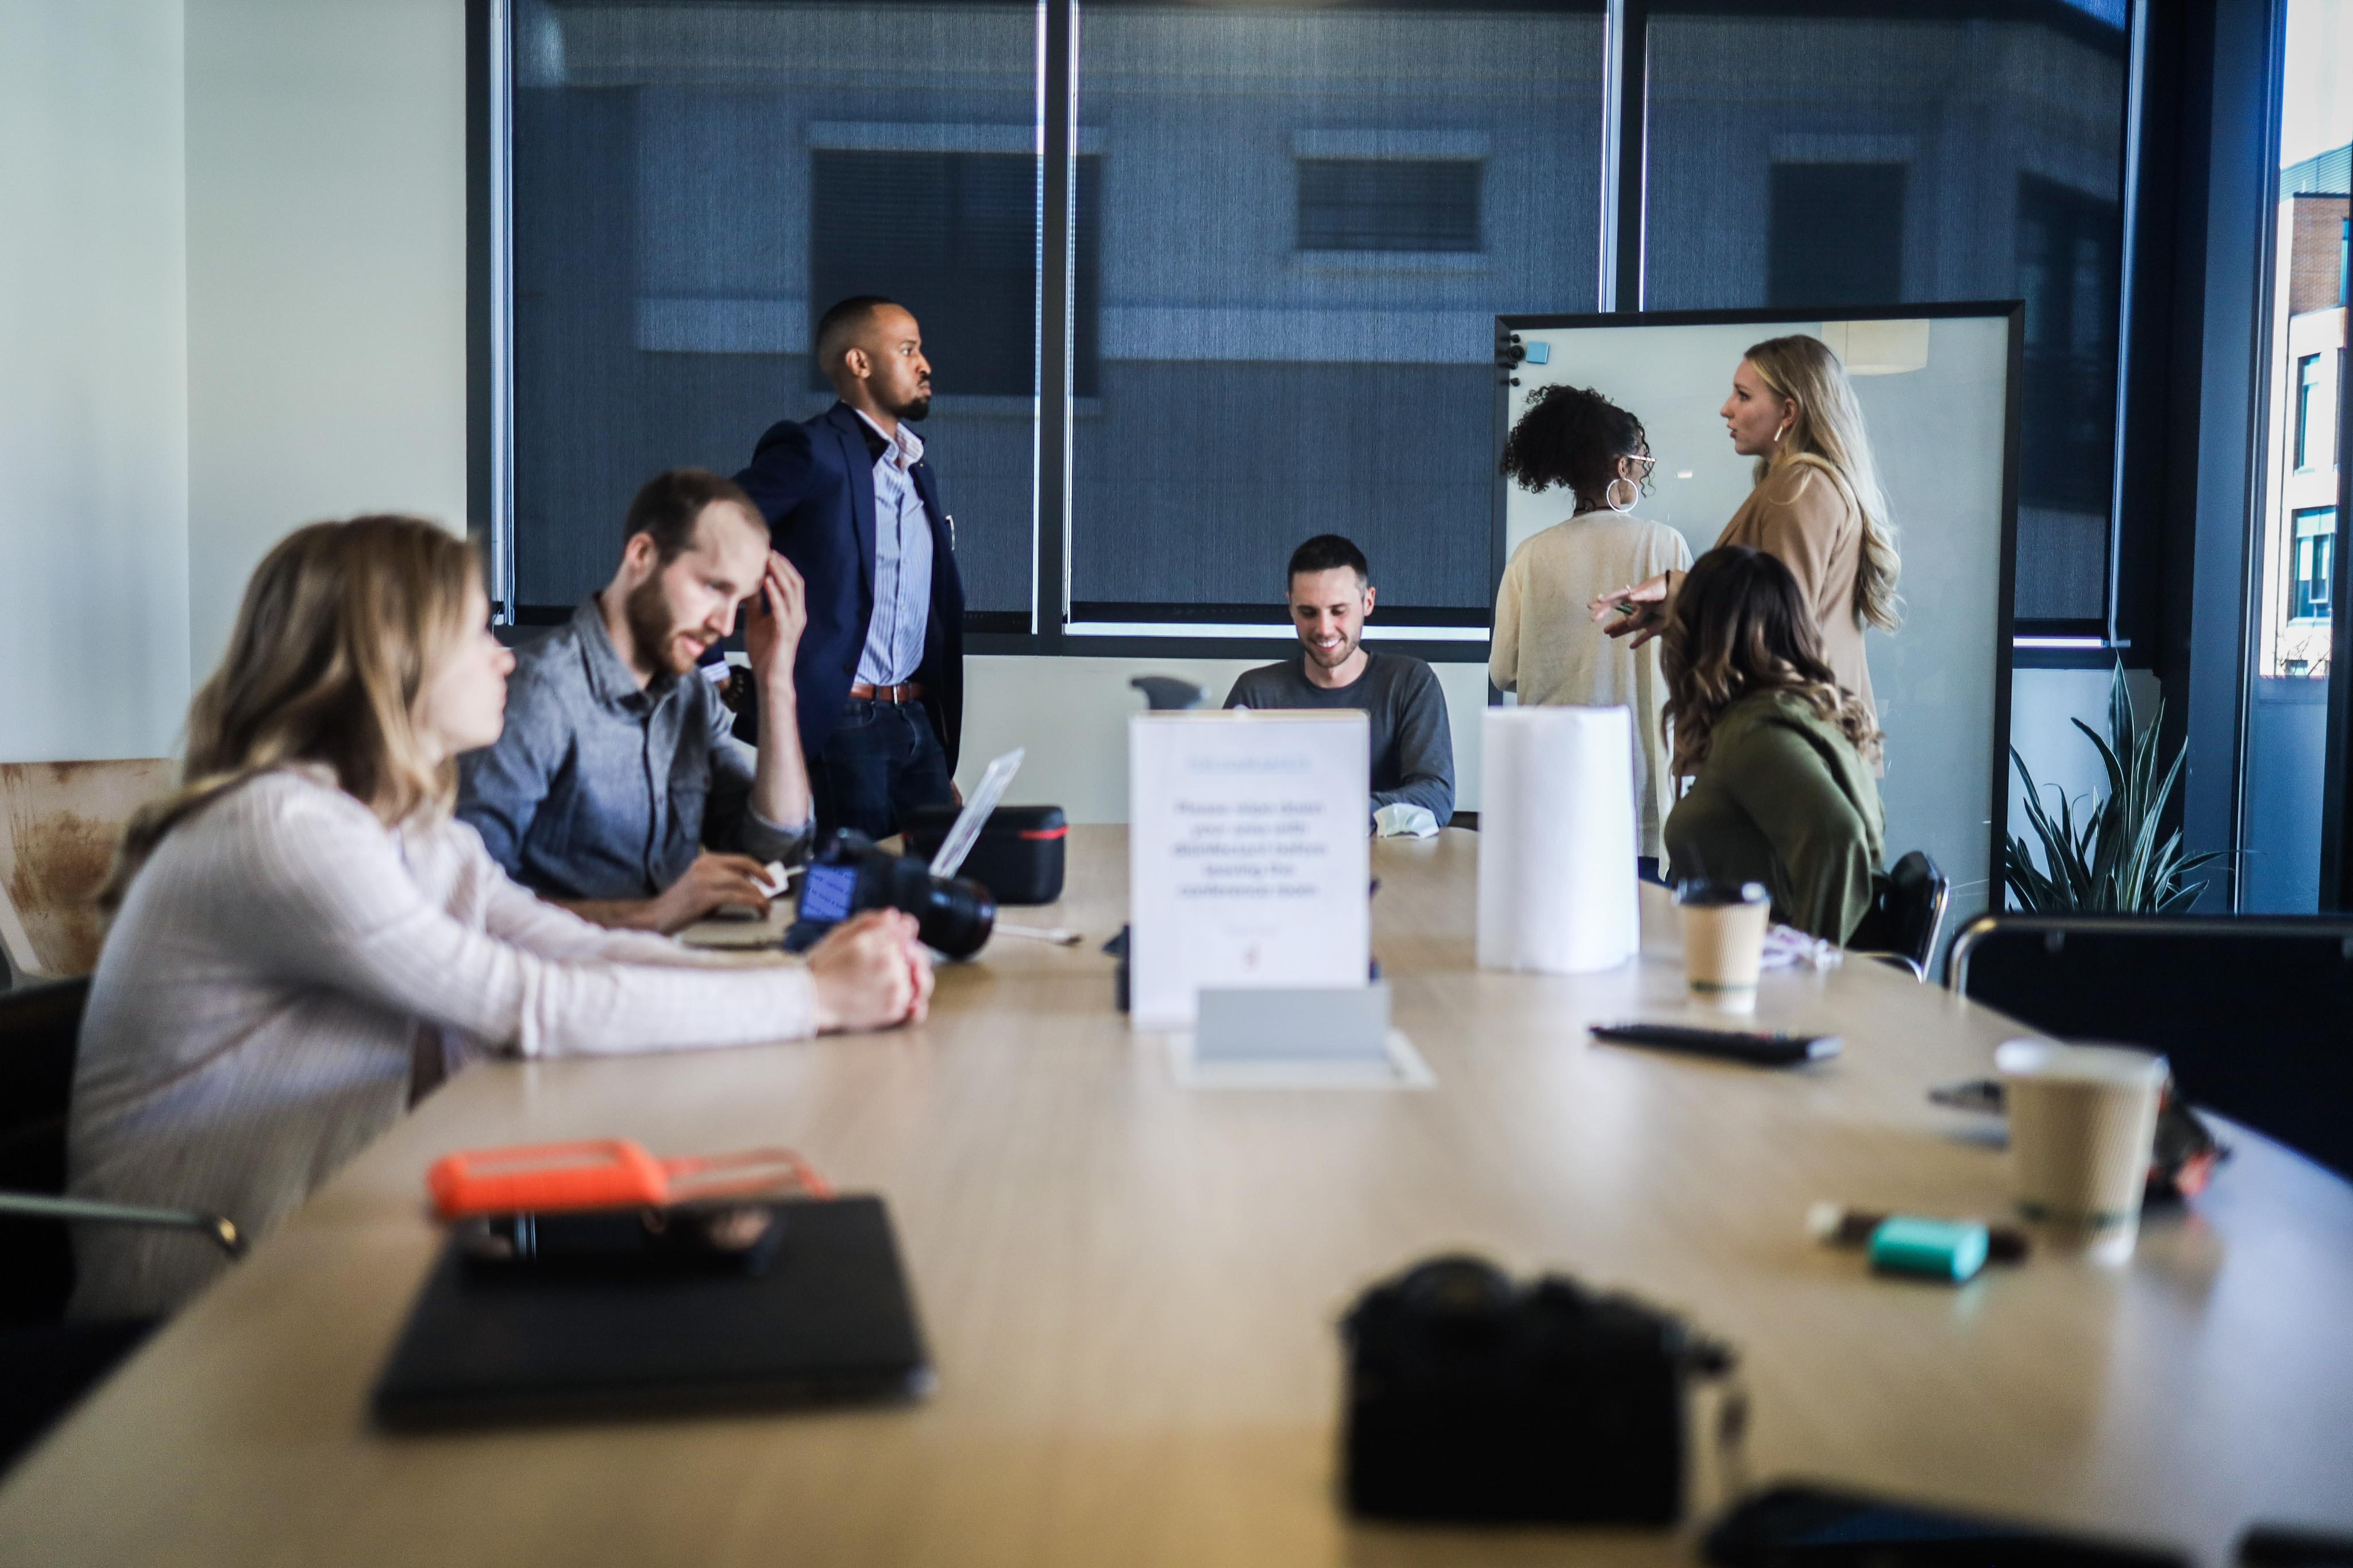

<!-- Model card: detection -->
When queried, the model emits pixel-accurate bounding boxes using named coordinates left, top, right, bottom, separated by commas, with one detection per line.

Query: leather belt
left=849, top=681, right=925, bottom=704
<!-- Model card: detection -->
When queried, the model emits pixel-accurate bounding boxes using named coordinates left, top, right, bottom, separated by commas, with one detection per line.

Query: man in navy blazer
left=734, top=296, right=965, bottom=840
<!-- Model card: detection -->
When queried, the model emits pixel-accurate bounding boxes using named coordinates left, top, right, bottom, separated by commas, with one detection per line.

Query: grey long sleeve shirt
left=457, top=598, right=812, bottom=900
left=1222, top=651, right=1456, bottom=826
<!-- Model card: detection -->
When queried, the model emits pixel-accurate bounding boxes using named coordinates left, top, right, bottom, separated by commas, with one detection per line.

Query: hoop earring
left=1605, top=477, right=1638, bottom=513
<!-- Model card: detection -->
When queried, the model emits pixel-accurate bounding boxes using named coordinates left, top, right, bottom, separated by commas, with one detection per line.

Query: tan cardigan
left=1714, top=458, right=1876, bottom=727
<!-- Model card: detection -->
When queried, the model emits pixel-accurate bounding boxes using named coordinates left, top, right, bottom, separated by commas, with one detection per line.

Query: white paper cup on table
left=1675, top=880, right=1770, bottom=1012
left=1995, top=1039, right=2167, bottom=1258
left=1475, top=706, right=1639, bottom=975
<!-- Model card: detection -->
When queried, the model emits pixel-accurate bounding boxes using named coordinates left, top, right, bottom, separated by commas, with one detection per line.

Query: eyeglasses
left=1622, top=454, right=1656, bottom=474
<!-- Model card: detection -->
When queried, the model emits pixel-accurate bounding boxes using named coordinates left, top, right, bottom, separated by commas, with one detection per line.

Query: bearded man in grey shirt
left=459, top=470, right=817, bottom=933
left=1223, top=534, right=1456, bottom=828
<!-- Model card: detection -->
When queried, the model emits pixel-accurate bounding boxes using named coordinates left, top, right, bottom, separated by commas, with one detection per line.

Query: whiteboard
left=1495, top=310, right=2018, bottom=945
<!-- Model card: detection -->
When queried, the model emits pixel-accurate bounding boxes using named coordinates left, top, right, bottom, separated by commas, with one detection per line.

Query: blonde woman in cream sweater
left=1491, top=384, right=1692, bottom=860
left=69, top=516, right=932, bottom=1319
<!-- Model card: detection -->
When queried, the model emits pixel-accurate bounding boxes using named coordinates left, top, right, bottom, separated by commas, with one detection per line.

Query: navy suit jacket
left=734, top=402, right=965, bottom=773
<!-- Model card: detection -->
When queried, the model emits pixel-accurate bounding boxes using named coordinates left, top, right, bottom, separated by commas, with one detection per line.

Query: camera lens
left=861, top=851, right=996, bottom=958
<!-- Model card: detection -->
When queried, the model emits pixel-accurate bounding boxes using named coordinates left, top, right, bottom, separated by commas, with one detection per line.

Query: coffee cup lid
left=1674, top=879, right=1769, bottom=907
left=1993, top=1038, right=2169, bottom=1088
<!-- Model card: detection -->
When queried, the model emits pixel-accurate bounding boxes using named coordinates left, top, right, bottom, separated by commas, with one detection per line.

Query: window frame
left=469, top=0, right=2149, bottom=663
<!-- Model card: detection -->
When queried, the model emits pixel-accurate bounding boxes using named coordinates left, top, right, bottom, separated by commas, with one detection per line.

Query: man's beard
left=1304, top=628, right=1360, bottom=670
left=623, top=575, right=704, bottom=677
left=893, top=388, right=932, bottom=422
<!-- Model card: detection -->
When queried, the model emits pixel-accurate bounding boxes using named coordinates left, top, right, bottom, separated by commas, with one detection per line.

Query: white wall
left=184, top=0, right=470, bottom=678
left=960, top=655, right=1492, bottom=822
left=0, top=2, right=191, bottom=762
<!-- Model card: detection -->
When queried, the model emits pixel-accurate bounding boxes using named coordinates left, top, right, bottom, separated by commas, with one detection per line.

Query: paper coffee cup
left=1676, top=881, right=1770, bottom=1013
left=1995, top=1039, right=2166, bottom=1253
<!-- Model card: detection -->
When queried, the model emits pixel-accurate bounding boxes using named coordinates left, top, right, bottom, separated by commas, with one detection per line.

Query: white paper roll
left=1476, top=706, right=1640, bottom=974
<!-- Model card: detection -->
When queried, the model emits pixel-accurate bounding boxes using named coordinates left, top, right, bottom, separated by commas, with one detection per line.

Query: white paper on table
left=1127, top=710, right=1371, bottom=1030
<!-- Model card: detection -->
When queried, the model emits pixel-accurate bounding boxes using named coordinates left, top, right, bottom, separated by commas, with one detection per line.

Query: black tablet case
left=371, top=1195, right=932, bottom=1430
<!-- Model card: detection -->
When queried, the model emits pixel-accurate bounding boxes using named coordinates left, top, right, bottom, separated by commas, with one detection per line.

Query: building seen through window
left=2236, top=0, right=2346, bottom=915
left=2254, top=142, right=2348, bottom=685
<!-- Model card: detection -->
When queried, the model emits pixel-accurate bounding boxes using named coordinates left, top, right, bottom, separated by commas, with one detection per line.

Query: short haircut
left=1287, top=534, right=1370, bottom=589
left=623, top=469, right=762, bottom=562
left=813, top=295, right=903, bottom=368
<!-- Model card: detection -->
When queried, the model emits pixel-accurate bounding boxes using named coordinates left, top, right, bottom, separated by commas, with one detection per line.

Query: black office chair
left=1847, top=849, right=1951, bottom=980
left=1948, top=914, right=2353, bottom=1182
left=0, top=976, right=242, bottom=1472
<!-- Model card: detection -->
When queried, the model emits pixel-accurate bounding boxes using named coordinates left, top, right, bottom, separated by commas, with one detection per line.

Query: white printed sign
left=1128, top=710, right=1370, bottom=1031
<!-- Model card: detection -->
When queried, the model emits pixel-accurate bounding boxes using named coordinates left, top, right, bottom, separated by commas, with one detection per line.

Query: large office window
left=508, top=0, right=1039, bottom=620
left=1642, top=3, right=2130, bottom=627
left=1066, top=1, right=1604, bottom=627
left=497, top=0, right=2150, bottom=642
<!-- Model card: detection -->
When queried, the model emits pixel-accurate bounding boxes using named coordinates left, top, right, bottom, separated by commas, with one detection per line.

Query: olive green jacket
left=1662, top=690, right=1885, bottom=943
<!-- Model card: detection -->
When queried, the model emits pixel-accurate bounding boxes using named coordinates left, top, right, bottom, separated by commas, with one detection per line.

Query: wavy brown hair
left=101, top=516, right=480, bottom=912
left=1742, top=334, right=1901, bottom=634
left=1662, top=546, right=1882, bottom=771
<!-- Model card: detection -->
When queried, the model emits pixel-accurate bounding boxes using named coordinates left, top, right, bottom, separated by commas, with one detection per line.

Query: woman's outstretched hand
left=808, top=909, right=935, bottom=1033
left=1588, top=573, right=1673, bottom=648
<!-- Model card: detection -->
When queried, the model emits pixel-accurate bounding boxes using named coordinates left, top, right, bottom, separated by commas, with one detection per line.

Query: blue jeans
left=813, top=699, right=955, bottom=841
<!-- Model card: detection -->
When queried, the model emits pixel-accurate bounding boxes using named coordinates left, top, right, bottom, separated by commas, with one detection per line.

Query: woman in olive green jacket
left=1660, top=546, right=1885, bottom=944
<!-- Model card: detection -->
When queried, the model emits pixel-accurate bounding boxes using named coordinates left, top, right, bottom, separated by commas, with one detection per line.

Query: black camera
left=787, top=829, right=996, bottom=959
left=1341, top=1254, right=1735, bottom=1525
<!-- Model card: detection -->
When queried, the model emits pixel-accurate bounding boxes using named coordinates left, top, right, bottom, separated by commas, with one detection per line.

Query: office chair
left=1847, top=849, right=1951, bottom=980
left=1948, top=914, right=2353, bottom=1183
left=0, top=976, right=242, bottom=1472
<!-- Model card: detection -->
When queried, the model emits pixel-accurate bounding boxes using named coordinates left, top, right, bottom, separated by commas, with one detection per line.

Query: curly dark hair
left=1498, top=384, right=1651, bottom=512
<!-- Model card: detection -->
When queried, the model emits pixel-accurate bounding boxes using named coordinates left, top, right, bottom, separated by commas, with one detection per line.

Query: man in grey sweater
left=1222, top=534, right=1456, bottom=828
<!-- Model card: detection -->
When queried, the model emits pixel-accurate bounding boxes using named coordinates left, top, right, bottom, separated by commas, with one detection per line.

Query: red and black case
left=901, top=804, right=1069, bottom=906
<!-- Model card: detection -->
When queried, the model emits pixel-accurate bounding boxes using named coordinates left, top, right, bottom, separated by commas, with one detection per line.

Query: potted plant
left=2004, top=663, right=2220, bottom=914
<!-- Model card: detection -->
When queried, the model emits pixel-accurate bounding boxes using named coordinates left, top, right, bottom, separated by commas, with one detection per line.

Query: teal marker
left=1868, top=1216, right=1990, bottom=1283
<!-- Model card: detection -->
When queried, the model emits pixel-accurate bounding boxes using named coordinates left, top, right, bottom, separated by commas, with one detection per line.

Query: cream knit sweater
left=1489, top=510, right=1693, bottom=858
left=67, top=767, right=818, bottom=1319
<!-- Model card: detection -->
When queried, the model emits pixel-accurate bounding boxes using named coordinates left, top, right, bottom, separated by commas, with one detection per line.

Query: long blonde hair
left=1744, top=334, right=1902, bottom=634
left=102, top=516, right=480, bottom=912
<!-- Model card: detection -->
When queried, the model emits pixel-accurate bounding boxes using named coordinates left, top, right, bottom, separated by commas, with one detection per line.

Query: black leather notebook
left=371, top=1195, right=932, bottom=1430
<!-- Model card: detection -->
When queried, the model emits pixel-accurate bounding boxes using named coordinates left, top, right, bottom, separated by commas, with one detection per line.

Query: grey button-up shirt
left=852, top=410, right=933, bottom=688
left=458, top=598, right=812, bottom=900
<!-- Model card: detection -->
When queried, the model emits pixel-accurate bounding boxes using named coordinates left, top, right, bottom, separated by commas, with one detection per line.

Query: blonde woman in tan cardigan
left=1588, top=335, right=1900, bottom=742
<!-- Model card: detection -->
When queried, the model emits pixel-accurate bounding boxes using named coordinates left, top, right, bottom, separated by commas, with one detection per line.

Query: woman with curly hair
left=1660, top=546, right=1885, bottom=943
left=1492, top=383, right=1692, bottom=858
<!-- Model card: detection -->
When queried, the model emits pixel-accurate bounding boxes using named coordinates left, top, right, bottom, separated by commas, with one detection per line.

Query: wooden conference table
left=3, top=828, right=2351, bottom=1566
